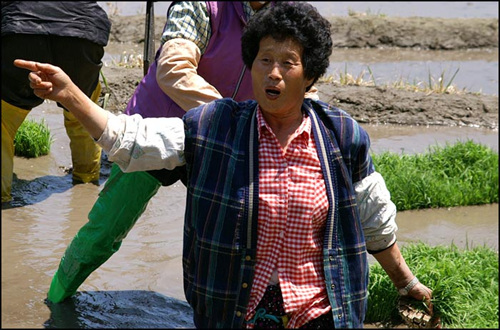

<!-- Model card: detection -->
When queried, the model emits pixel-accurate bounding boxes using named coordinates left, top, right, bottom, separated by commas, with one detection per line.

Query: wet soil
left=317, top=84, right=498, bottom=129
left=102, top=14, right=499, bottom=129
left=327, top=15, right=498, bottom=50
left=108, top=14, right=499, bottom=50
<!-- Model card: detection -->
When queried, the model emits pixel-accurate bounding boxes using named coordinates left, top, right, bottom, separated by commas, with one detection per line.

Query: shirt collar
left=256, top=105, right=311, bottom=144
left=243, top=2, right=271, bottom=20
left=242, top=2, right=254, bottom=20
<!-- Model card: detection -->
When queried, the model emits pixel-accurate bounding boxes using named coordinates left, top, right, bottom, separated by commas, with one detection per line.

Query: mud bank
left=108, top=14, right=498, bottom=50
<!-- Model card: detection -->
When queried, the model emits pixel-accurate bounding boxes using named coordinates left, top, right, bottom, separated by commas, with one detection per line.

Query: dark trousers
left=246, top=284, right=335, bottom=329
left=1, top=34, right=103, bottom=110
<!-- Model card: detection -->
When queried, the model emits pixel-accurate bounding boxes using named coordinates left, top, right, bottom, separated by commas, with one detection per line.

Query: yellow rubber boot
left=1, top=100, right=30, bottom=202
left=64, top=82, right=102, bottom=183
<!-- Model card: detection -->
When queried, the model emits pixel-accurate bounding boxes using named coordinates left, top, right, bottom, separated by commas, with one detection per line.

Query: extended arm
left=14, top=59, right=107, bottom=140
left=14, top=59, right=186, bottom=172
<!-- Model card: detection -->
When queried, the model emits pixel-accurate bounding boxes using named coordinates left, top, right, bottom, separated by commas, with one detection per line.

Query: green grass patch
left=14, top=118, right=53, bottom=158
left=372, top=140, right=498, bottom=211
left=366, top=242, right=499, bottom=328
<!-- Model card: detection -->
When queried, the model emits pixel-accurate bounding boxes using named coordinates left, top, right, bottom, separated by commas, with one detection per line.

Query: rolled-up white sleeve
left=355, top=171, right=398, bottom=253
left=96, top=112, right=186, bottom=172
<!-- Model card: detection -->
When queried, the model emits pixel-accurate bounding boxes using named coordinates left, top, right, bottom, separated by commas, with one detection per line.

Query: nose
left=268, top=63, right=282, bottom=80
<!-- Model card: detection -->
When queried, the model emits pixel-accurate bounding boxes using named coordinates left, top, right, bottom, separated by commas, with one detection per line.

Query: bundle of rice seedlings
left=14, top=118, right=53, bottom=158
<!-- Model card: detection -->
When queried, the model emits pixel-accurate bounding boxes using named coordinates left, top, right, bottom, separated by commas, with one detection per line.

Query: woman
left=14, top=2, right=434, bottom=328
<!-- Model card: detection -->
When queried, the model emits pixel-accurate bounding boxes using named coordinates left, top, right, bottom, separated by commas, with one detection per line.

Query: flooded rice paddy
left=2, top=2, right=498, bottom=328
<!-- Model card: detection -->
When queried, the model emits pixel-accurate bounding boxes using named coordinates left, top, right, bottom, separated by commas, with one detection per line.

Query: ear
left=305, top=77, right=315, bottom=91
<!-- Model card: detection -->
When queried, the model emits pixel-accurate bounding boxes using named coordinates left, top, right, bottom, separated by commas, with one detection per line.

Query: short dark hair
left=241, top=2, right=332, bottom=90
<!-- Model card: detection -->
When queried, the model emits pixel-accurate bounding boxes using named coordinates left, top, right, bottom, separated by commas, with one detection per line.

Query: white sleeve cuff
left=97, top=112, right=186, bottom=172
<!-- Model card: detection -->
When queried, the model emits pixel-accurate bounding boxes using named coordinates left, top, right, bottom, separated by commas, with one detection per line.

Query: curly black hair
left=241, top=2, right=332, bottom=90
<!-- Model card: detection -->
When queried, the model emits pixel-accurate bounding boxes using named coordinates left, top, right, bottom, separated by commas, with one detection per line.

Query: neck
left=264, top=111, right=304, bottom=150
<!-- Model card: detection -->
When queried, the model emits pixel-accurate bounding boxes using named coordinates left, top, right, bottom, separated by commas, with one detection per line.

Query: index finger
left=13, top=59, right=59, bottom=75
left=13, top=59, right=38, bottom=71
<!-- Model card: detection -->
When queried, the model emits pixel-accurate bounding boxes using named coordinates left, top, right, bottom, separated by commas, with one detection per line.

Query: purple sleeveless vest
left=125, top=1, right=254, bottom=119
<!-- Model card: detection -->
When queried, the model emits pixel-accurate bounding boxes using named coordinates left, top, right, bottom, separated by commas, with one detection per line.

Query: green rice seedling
left=366, top=65, right=377, bottom=87
left=318, top=67, right=469, bottom=94
left=372, top=140, right=498, bottom=210
left=99, top=70, right=111, bottom=109
left=426, top=67, right=460, bottom=94
left=14, top=118, right=53, bottom=158
left=366, top=242, right=499, bottom=328
left=338, top=63, right=371, bottom=86
left=388, top=67, right=465, bottom=94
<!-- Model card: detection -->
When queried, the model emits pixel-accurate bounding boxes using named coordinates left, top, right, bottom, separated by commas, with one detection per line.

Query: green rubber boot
left=47, top=163, right=161, bottom=303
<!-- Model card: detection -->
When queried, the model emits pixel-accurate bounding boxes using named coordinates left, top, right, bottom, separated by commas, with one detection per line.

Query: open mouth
left=265, top=88, right=281, bottom=96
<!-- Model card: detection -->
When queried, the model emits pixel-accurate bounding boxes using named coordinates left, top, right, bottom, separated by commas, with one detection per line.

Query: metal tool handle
left=143, top=1, right=155, bottom=76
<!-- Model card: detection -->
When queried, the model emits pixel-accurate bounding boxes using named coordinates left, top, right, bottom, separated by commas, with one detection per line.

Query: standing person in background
left=15, top=2, right=435, bottom=328
left=1, top=1, right=111, bottom=203
left=46, top=1, right=282, bottom=303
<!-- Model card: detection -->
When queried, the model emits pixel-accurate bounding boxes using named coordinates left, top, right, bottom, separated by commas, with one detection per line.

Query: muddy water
left=2, top=101, right=498, bottom=328
left=328, top=48, right=498, bottom=96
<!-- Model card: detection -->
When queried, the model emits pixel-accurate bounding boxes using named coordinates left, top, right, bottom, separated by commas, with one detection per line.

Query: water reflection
left=396, top=204, right=498, bottom=251
left=364, top=124, right=498, bottom=154
left=44, top=291, right=194, bottom=328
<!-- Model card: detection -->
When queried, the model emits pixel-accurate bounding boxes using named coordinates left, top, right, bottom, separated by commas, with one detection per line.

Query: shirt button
left=329, top=255, right=334, bottom=261
left=236, top=311, right=242, bottom=317
left=245, top=255, right=251, bottom=261
left=331, top=284, right=335, bottom=289
left=338, top=313, right=342, bottom=319
left=242, top=283, right=248, bottom=289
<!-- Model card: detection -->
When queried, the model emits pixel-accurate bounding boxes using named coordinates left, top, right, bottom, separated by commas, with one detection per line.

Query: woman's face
left=251, top=36, right=313, bottom=118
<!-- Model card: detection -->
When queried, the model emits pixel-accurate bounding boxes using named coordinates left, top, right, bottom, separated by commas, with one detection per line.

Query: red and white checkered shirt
left=245, top=107, right=331, bottom=328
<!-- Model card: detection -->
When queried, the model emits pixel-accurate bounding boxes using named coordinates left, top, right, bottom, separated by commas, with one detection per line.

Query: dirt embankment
left=103, top=14, right=498, bottom=130
left=108, top=15, right=498, bottom=50
left=316, top=84, right=498, bottom=129
left=328, top=16, right=498, bottom=49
